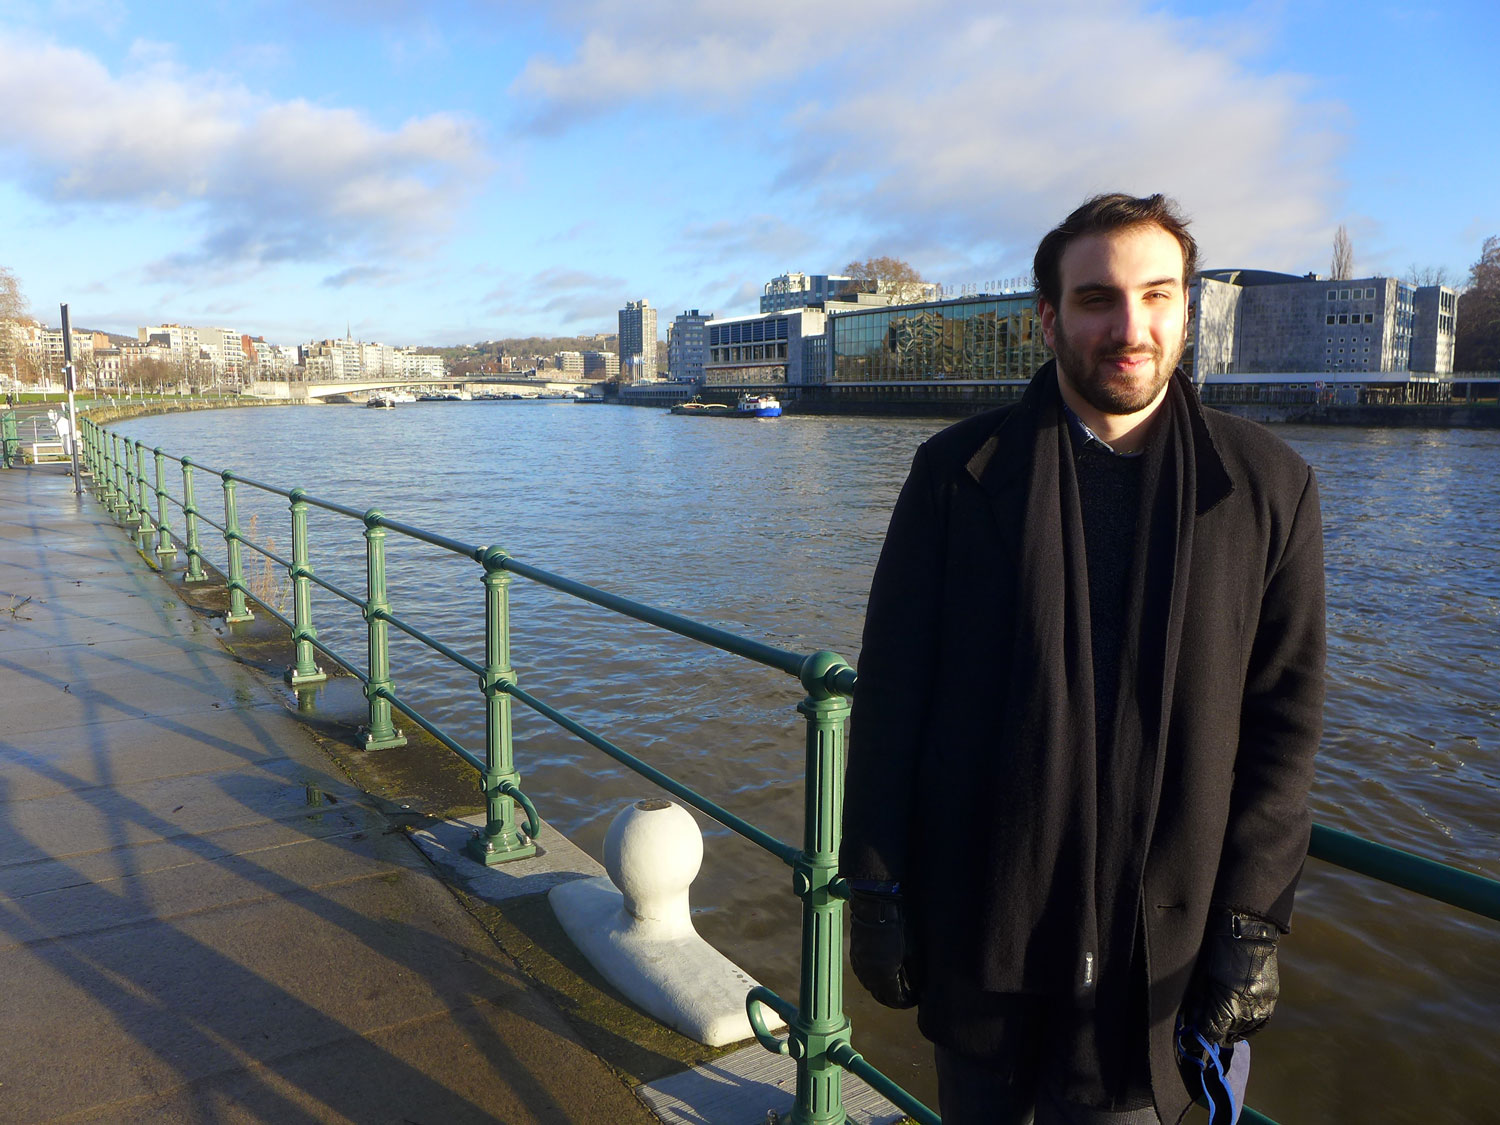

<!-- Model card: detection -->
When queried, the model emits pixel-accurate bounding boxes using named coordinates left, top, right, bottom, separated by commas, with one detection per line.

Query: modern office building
left=668, top=309, right=712, bottom=382
left=1191, top=270, right=1458, bottom=377
left=618, top=299, right=658, bottom=381
left=824, top=292, right=1051, bottom=408
left=702, top=309, right=826, bottom=386
left=554, top=351, right=584, bottom=376
left=761, top=273, right=855, bottom=313
left=1411, top=285, right=1459, bottom=374
left=582, top=351, right=619, bottom=379
left=761, top=271, right=940, bottom=313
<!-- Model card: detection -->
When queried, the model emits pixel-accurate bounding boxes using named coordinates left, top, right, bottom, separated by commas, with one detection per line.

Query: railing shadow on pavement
left=0, top=476, right=646, bottom=1121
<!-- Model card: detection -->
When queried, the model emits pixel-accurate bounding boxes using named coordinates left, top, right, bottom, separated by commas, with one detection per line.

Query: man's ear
left=1037, top=297, right=1057, bottom=350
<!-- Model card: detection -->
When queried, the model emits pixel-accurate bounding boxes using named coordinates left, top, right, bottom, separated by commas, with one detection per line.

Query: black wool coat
left=840, top=364, right=1325, bottom=1122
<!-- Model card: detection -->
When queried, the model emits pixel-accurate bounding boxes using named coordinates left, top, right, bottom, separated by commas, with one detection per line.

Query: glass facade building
left=830, top=293, right=1051, bottom=389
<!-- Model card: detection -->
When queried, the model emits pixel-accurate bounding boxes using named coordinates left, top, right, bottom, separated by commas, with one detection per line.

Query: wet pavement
left=0, top=463, right=657, bottom=1124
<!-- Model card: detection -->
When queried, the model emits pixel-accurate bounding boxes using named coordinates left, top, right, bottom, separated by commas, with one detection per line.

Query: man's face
left=1039, top=223, right=1189, bottom=418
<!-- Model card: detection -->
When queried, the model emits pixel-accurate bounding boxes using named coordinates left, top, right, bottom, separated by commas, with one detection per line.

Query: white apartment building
left=761, top=271, right=940, bottom=313
left=619, top=299, right=658, bottom=380
left=398, top=350, right=444, bottom=378
left=668, top=309, right=712, bottom=382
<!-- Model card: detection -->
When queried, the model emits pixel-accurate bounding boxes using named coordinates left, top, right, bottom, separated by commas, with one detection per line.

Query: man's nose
left=1111, top=300, right=1152, bottom=347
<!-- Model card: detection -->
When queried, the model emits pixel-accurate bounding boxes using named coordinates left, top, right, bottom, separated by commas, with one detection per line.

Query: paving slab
left=0, top=803, right=386, bottom=899
left=639, top=1043, right=907, bottom=1125
left=0, top=465, right=657, bottom=1125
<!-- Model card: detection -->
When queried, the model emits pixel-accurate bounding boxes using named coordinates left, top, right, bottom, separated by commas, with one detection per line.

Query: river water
left=116, top=401, right=1499, bottom=1123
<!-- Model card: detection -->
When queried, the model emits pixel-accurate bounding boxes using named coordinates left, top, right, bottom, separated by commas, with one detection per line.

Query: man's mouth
left=1102, top=350, right=1156, bottom=371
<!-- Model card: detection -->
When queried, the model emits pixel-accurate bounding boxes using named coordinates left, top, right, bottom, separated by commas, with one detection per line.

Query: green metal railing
left=77, top=415, right=908, bottom=1123
left=75, top=415, right=1500, bottom=1125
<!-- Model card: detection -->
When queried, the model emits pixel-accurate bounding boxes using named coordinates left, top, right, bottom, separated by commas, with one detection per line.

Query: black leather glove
left=847, top=882, right=918, bottom=1009
left=1183, top=909, right=1281, bottom=1045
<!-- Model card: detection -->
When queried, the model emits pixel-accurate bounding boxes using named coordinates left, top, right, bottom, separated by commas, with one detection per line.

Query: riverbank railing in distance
left=75, top=414, right=1500, bottom=1125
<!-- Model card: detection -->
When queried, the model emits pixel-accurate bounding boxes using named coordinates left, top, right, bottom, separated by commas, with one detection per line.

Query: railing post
left=133, top=441, right=154, bottom=552
left=1, top=411, right=18, bottom=469
left=152, top=447, right=177, bottom=567
left=467, top=546, right=537, bottom=864
left=111, top=431, right=129, bottom=516
left=180, top=456, right=207, bottom=583
left=79, top=418, right=93, bottom=478
left=121, top=433, right=141, bottom=526
left=284, top=487, right=326, bottom=685
left=360, top=509, right=406, bottom=749
left=103, top=430, right=118, bottom=512
left=789, top=651, right=854, bottom=1125
left=221, top=473, right=254, bottom=623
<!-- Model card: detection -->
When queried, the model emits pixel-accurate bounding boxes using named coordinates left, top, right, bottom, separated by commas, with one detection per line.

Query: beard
left=1051, top=315, right=1185, bottom=416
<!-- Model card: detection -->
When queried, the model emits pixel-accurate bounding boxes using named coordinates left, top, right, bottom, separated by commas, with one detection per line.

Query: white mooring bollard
left=604, top=798, right=702, bottom=937
left=549, top=798, right=785, bottom=1046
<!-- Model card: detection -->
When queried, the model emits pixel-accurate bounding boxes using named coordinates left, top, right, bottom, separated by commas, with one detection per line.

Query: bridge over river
left=248, top=375, right=600, bottom=400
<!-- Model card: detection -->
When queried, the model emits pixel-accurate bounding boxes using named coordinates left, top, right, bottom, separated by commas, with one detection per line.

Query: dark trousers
left=935, top=1045, right=1161, bottom=1125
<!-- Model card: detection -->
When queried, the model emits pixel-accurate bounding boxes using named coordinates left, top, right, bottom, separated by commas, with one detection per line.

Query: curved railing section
left=75, top=415, right=1498, bottom=1125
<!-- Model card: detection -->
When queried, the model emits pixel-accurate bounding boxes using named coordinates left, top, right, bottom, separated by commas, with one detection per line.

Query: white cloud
left=322, top=265, right=398, bottom=289
left=485, top=266, right=628, bottom=330
left=677, top=214, right=816, bottom=265
left=0, top=29, right=489, bottom=277
left=514, top=0, right=1344, bottom=275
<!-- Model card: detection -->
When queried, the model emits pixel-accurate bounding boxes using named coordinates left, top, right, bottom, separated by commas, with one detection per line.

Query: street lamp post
left=60, top=304, right=82, bottom=496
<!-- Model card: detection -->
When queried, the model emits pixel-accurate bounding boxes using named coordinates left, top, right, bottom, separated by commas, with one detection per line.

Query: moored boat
left=735, top=393, right=782, bottom=418
left=366, top=393, right=395, bottom=409
left=670, top=398, right=732, bottom=416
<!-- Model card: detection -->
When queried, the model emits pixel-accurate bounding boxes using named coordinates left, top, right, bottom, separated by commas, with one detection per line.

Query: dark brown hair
left=1032, top=193, right=1198, bottom=308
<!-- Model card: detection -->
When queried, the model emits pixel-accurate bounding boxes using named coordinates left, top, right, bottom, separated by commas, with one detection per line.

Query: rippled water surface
left=118, top=402, right=1500, bottom=1122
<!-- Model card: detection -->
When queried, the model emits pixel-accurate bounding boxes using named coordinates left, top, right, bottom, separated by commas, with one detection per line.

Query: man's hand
left=1182, top=909, right=1281, bottom=1044
left=847, top=883, right=918, bottom=1009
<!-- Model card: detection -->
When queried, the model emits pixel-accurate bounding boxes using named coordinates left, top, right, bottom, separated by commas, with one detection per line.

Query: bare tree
left=0, top=266, right=25, bottom=322
left=1404, top=263, right=1453, bottom=288
left=1331, top=225, right=1354, bottom=280
left=841, top=256, right=932, bottom=303
left=1454, top=235, right=1500, bottom=372
left=1, top=267, right=32, bottom=387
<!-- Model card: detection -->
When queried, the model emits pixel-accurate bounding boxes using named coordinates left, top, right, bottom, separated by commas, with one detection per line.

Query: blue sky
left=1, top=0, right=1495, bottom=347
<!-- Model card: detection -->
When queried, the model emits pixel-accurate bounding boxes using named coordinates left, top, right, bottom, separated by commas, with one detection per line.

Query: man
left=840, top=193, right=1324, bottom=1124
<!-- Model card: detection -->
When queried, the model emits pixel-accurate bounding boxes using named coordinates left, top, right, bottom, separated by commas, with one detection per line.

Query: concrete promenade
left=0, top=463, right=656, bottom=1124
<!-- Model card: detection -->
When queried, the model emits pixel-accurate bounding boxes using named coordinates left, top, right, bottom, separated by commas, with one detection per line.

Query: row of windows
left=709, top=319, right=790, bottom=346
left=1328, top=313, right=1376, bottom=325
left=703, top=365, right=786, bottom=386
left=832, top=299, right=1050, bottom=383
left=821, top=382, right=1028, bottom=403
left=709, top=343, right=789, bottom=363
left=1328, top=287, right=1379, bottom=301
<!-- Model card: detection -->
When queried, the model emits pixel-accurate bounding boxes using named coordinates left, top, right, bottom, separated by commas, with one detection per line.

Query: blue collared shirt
left=1063, top=402, right=1144, bottom=459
